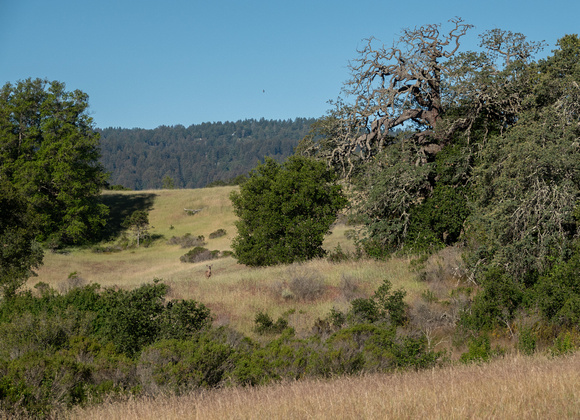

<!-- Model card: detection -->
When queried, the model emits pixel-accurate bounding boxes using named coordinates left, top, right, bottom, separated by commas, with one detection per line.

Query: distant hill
left=98, top=118, right=316, bottom=190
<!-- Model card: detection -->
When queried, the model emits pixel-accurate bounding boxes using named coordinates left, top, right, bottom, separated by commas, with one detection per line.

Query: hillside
left=67, top=352, right=580, bottom=419
left=15, top=187, right=580, bottom=418
left=98, top=118, right=316, bottom=190
left=31, top=187, right=420, bottom=337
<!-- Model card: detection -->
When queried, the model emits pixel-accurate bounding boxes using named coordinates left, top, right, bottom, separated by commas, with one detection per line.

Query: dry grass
left=65, top=352, right=580, bottom=420
left=29, top=187, right=419, bottom=337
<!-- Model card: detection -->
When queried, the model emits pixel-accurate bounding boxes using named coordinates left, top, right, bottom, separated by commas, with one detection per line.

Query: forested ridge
left=98, top=118, right=316, bottom=189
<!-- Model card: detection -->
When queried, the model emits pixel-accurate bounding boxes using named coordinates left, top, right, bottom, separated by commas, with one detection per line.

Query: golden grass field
left=30, top=187, right=422, bottom=338
left=65, top=352, right=580, bottom=419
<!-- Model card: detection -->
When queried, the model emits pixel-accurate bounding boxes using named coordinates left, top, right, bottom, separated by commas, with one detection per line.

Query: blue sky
left=1, top=0, right=578, bottom=129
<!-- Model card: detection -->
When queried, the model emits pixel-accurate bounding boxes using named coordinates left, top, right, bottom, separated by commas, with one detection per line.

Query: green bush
left=179, top=246, right=219, bottom=263
left=254, top=312, right=289, bottom=335
left=346, top=279, right=407, bottom=327
left=138, top=334, right=236, bottom=393
left=230, top=156, right=347, bottom=266
left=209, top=229, right=227, bottom=239
left=517, top=327, right=537, bottom=355
left=535, top=249, right=580, bottom=326
left=462, top=267, right=524, bottom=330
left=550, top=331, right=578, bottom=357
left=460, top=335, right=492, bottom=363
left=158, top=300, right=212, bottom=340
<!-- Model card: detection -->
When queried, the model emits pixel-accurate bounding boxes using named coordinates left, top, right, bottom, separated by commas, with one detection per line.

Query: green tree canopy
left=0, top=78, right=109, bottom=246
left=230, top=156, right=347, bottom=266
left=467, top=34, right=580, bottom=281
left=0, top=179, right=43, bottom=298
left=122, top=210, right=150, bottom=248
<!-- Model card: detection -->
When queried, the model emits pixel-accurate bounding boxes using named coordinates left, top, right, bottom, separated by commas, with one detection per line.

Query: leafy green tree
left=0, top=179, right=43, bottom=298
left=122, top=210, right=150, bottom=247
left=162, top=175, right=175, bottom=189
left=230, top=156, right=347, bottom=266
left=467, top=35, right=580, bottom=281
left=0, top=78, right=109, bottom=246
left=461, top=35, right=580, bottom=329
left=304, top=21, right=545, bottom=257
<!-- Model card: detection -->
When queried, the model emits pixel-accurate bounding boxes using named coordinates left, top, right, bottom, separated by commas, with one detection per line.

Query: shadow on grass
left=99, top=192, right=157, bottom=241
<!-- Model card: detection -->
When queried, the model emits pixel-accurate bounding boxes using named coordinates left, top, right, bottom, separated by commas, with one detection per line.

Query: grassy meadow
left=30, top=187, right=423, bottom=338
left=65, top=352, right=580, bottom=420
left=20, top=187, right=580, bottom=418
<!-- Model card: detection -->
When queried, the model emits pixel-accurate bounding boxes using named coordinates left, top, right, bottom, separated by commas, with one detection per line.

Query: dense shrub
left=460, top=335, right=493, bottom=364
left=138, top=333, right=236, bottom=394
left=0, top=276, right=448, bottom=415
left=345, top=279, right=407, bottom=327
left=254, top=312, right=289, bottom=335
left=209, top=229, right=227, bottom=239
left=179, top=247, right=220, bottom=263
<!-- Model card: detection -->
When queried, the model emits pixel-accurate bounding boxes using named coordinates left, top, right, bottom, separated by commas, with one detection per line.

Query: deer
left=205, top=265, right=212, bottom=279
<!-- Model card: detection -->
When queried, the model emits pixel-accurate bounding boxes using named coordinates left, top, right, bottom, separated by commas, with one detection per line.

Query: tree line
left=98, top=118, right=316, bottom=190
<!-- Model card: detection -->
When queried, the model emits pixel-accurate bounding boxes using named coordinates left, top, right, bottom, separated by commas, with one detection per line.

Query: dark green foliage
left=0, top=280, right=212, bottom=359
left=209, top=229, right=227, bottom=239
left=254, top=311, right=289, bottom=335
left=353, top=138, right=473, bottom=257
left=138, top=333, right=236, bottom=393
left=0, top=277, right=444, bottom=415
left=158, top=300, right=213, bottom=341
left=463, top=267, right=525, bottom=331
left=460, top=335, right=492, bottom=363
left=98, top=118, right=316, bottom=190
left=346, top=279, right=407, bottom=327
left=349, top=298, right=381, bottom=324
left=96, top=282, right=168, bottom=357
left=517, top=327, right=537, bottom=355
left=535, top=243, right=580, bottom=327
left=0, top=78, right=109, bottom=246
left=230, top=156, right=347, bottom=266
left=106, top=184, right=131, bottom=191
left=122, top=210, right=150, bottom=248
left=461, top=35, right=580, bottom=330
left=0, top=179, right=44, bottom=298
left=161, top=176, right=175, bottom=189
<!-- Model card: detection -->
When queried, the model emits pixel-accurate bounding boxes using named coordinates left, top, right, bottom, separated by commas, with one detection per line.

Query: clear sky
left=1, top=0, right=578, bottom=129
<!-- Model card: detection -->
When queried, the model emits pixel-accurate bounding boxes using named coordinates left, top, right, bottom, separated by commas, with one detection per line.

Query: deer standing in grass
left=205, top=265, right=212, bottom=279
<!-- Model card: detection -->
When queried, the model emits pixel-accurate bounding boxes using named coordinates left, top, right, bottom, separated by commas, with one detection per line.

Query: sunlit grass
left=30, top=187, right=420, bottom=336
left=65, top=352, right=580, bottom=420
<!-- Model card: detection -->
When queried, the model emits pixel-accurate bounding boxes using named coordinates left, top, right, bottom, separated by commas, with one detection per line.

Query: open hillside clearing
left=30, top=187, right=422, bottom=338
left=64, top=351, right=580, bottom=420
left=21, top=187, right=580, bottom=419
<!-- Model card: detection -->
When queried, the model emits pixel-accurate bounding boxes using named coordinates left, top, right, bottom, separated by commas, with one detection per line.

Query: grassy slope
left=67, top=352, right=580, bottom=419
left=31, top=187, right=422, bottom=337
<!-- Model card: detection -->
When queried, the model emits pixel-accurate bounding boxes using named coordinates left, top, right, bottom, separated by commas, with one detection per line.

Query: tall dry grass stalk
left=65, top=352, right=580, bottom=420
